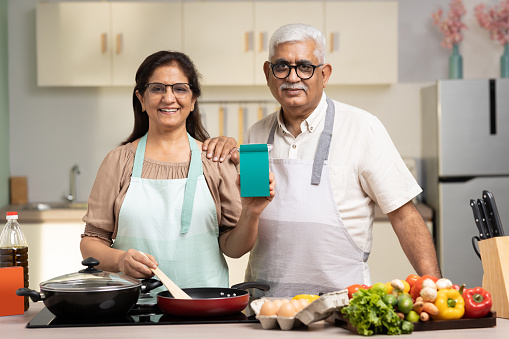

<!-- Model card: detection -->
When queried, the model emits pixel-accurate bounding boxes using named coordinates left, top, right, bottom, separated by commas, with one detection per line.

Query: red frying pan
left=156, top=282, right=270, bottom=317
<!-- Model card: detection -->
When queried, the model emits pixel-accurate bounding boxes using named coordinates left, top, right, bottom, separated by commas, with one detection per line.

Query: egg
left=290, top=299, right=303, bottom=311
left=277, top=302, right=297, bottom=317
left=271, top=299, right=286, bottom=311
left=259, top=300, right=277, bottom=316
left=298, top=298, right=310, bottom=309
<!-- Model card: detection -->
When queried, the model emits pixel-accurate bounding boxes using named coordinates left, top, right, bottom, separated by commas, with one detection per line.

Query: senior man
left=204, top=23, right=441, bottom=297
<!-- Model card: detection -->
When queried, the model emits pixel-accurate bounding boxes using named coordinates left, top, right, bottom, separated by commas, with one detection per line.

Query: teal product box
left=239, top=144, right=270, bottom=197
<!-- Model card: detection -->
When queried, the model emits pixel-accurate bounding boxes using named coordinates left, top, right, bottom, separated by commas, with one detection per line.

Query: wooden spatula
left=140, top=252, right=192, bottom=299
left=151, top=267, right=192, bottom=300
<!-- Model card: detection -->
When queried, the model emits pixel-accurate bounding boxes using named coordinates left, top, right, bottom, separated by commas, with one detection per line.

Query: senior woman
left=80, top=51, right=275, bottom=289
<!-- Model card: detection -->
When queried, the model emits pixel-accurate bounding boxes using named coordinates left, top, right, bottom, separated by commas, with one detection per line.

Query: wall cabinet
left=325, top=2, right=398, bottom=85
left=36, top=2, right=182, bottom=86
left=36, top=1, right=397, bottom=86
left=183, top=2, right=325, bottom=86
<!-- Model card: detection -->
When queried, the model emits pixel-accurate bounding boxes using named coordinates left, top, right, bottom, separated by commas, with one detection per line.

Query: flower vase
left=449, top=44, right=463, bottom=79
left=501, top=43, right=509, bottom=78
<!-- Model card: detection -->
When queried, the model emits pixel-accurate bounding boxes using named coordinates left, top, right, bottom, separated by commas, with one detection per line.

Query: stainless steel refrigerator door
left=439, top=177, right=509, bottom=288
left=438, top=79, right=509, bottom=176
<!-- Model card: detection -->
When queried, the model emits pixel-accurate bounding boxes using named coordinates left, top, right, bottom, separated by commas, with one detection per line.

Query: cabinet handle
left=101, top=33, right=107, bottom=54
left=259, top=32, right=265, bottom=52
left=116, top=34, right=122, bottom=54
left=244, top=32, right=249, bottom=52
left=330, top=32, right=339, bottom=53
left=244, top=32, right=254, bottom=52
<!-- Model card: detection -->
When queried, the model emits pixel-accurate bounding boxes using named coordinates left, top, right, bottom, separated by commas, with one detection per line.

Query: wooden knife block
left=479, top=236, right=509, bottom=319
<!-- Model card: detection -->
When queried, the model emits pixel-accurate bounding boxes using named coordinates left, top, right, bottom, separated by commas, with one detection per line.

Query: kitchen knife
left=482, top=190, right=505, bottom=237
left=476, top=199, right=492, bottom=239
left=470, top=199, right=487, bottom=239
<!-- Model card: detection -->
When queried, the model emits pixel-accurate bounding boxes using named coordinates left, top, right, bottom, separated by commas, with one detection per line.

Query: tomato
left=406, top=274, right=420, bottom=289
left=346, top=284, right=369, bottom=299
left=410, top=275, right=438, bottom=300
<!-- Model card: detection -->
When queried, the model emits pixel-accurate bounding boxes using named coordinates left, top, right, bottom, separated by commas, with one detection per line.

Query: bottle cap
left=6, top=211, right=19, bottom=220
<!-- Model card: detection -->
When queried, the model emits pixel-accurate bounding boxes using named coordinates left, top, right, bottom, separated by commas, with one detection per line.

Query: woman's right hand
left=118, top=249, right=158, bottom=279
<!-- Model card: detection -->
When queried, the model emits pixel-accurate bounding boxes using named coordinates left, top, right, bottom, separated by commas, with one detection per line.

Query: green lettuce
left=341, top=288, right=414, bottom=336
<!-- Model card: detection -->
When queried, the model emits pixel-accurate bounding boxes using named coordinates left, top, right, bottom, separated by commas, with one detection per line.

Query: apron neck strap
left=310, top=97, right=335, bottom=185
left=267, top=97, right=336, bottom=185
left=132, top=134, right=148, bottom=178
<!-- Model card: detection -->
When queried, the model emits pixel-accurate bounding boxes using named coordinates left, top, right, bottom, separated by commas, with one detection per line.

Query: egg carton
left=251, top=289, right=349, bottom=330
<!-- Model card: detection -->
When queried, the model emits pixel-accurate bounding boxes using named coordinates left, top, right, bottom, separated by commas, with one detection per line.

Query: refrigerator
left=421, top=79, right=509, bottom=288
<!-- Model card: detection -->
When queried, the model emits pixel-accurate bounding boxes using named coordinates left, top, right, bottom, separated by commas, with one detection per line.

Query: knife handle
left=483, top=190, right=505, bottom=237
left=477, top=199, right=492, bottom=239
left=470, top=199, right=486, bottom=239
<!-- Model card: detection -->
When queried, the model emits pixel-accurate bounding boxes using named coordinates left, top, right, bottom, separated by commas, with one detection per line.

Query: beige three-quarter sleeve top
left=82, top=142, right=241, bottom=244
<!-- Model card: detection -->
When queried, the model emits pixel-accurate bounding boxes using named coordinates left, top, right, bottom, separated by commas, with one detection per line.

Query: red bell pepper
left=463, top=287, right=492, bottom=318
left=410, top=275, right=438, bottom=300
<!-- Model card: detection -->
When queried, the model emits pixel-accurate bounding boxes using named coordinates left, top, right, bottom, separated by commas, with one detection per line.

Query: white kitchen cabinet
left=324, top=1, right=398, bottom=85
left=36, top=2, right=182, bottom=86
left=20, top=222, right=85, bottom=290
left=183, top=2, right=254, bottom=86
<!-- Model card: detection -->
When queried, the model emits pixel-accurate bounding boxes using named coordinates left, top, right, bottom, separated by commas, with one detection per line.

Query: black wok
left=16, top=257, right=161, bottom=319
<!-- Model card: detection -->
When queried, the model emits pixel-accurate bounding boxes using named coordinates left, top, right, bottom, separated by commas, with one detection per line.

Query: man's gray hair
left=269, top=23, right=326, bottom=63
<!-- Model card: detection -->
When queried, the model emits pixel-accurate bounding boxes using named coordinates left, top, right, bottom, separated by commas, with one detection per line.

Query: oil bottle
left=0, top=211, right=29, bottom=311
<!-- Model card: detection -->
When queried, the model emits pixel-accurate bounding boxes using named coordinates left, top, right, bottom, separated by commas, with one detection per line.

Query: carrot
left=422, top=302, right=439, bottom=315
left=420, top=311, right=430, bottom=321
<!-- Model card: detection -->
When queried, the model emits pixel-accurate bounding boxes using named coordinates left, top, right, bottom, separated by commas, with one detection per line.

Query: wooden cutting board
left=334, top=310, right=496, bottom=333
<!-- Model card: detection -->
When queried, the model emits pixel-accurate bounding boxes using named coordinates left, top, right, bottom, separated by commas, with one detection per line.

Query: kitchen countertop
left=0, top=203, right=432, bottom=223
left=0, top=204, right=87, bottom=223
left=1, top=303, right=507, bottom=338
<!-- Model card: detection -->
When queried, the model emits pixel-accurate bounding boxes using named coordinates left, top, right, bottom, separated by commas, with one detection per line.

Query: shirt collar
left=277, top=92, right=327, bottom=134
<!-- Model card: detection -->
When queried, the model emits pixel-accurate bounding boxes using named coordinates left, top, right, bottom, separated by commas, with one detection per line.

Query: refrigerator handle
left=489, top=79, right=496, bottom=135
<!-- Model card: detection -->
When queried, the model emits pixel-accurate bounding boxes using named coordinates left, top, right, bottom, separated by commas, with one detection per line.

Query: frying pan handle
left=231, top=282, right=270, bottom=291
left=16, top=288, right=44, bottom=302
left=140, top=278, right=163, bottom=293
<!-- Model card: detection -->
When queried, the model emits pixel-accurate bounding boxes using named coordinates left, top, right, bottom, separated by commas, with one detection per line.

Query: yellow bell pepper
left=292, top=294, right=320, bottom=304
left=431, top=288, right=465, bottom=320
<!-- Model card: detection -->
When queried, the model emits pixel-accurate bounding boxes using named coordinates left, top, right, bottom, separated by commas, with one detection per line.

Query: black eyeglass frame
left=144, top=82, right=193, bottom=96
left=269, top=63, right=324, bottom=80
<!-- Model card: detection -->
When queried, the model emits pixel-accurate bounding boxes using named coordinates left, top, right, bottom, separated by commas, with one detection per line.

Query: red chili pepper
left=463, top=287, right=492, bottom=318
left=410, top=275, right=438, bottom=300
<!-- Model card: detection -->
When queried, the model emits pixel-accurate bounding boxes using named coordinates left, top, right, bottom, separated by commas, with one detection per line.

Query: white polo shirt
left=245, top=92, right=422, bottom=254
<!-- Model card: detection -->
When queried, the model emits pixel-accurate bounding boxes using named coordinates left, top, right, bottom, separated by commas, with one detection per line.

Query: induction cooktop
left=25, top=293, right=258, bottom=328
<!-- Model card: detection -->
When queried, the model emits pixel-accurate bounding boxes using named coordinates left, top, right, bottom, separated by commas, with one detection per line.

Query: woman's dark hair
left=122, top=50, right=209, bottom=145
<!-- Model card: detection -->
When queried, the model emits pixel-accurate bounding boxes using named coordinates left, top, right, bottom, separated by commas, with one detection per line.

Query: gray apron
left=245, top=98, right=368, bottom=298
left=114, top=133, right=229, bottom=290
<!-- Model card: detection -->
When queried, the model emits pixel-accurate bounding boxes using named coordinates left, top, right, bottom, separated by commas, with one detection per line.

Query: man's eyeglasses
left=145, top=83, right=193, bottom=98
left=269, top=63, right=324, bottom=80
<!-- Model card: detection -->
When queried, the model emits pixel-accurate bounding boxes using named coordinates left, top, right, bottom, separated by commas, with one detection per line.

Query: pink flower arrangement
left=432, top=0, right=468, bottom=49
left=475, top=0, right=509, bottom=46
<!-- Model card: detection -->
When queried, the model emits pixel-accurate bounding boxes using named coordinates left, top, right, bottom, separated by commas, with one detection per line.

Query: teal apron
left=113, top=133, right=229, bottom=289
